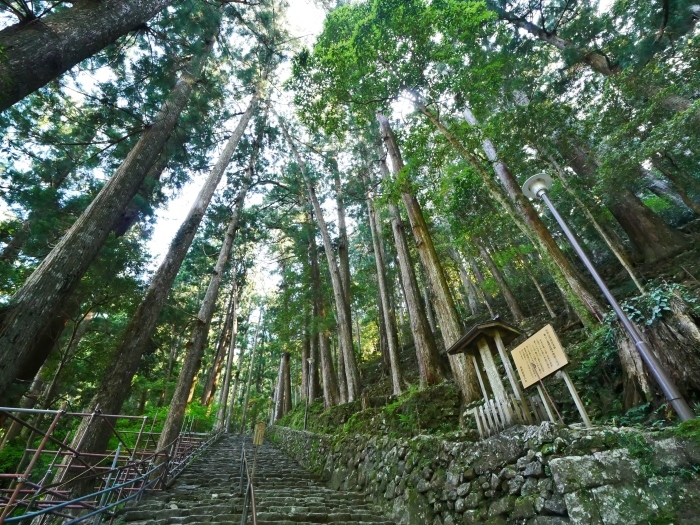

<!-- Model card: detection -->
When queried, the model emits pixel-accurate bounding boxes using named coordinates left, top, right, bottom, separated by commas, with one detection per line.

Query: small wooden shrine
left=447, top=320, right=553, bottom=438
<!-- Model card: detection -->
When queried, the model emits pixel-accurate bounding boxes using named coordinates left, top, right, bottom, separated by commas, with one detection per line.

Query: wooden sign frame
left=511, top=324, right=568, bottom=388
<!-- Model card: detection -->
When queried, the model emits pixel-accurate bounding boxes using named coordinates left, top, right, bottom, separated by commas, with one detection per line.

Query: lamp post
left=522, top=173, right=695, bottom=422
left=303, top=358, right=314, bottom=430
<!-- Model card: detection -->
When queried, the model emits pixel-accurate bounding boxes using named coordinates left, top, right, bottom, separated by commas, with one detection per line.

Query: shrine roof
left=446, top=319, right=523, bottom=356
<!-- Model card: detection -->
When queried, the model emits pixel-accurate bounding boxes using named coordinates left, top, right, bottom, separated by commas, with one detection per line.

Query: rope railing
left=0, top=406, right=222, bottom=525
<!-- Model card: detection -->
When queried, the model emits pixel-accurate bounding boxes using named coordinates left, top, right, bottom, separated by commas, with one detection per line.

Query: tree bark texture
left=70, top=93, right=256, bottom=456
left=282, top=352, right=292, bottom=415
left=377, top=150, right=444, bottom=387
left=0, top=38, right=216, bottom=403
left=366, top=181, right=403, bottom=395
left=281, top=121, right=360, bottom=401
left=0, top=0, right=181, bottom=111
left=379, top=114, right=477, bottom=400
left=270, top=356, right=285, bottom=424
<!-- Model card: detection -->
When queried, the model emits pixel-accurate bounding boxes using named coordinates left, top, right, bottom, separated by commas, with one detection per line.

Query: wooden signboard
left=511, top=324, right=568, bottom=388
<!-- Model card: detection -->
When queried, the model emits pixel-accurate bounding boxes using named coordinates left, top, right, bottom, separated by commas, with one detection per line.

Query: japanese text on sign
left=511, top=324, right=568, bottom=388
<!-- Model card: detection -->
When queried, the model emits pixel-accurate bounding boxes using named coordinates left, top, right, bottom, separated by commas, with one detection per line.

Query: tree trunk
left=520, top=257, right=557, bottom=318
left=379, top=114, right=477, bottom=400
left=307, top=216, right=340, bottom=407
left=542, top=152, right=645, bottom=293
left=158, top=174, right=252, bottom=452
left=270, top=355, right=285, bottom=424
left=201, top=287, right=235, bottom=406
left=282, top=352, right=292, bottom=415
left=475, top=239, right=525, bottom=323
left=466, top=254, right=497, bottom=317
left=377, top=150, right=444, bottom=387
left=447, top=247, right=480, bottom=316
left=365, top=179, right=403, bottom=395
left=418, top=103, right=604, bottom=326
left=301, top=323, right=310, bottom=401
left=333, top=167, right=359, bottom=401
left=0, top=0, right=183, bottom=111
left=281, top=121, right=360, bottom=401
left=239, top=313, right=262, bottom=434
left=69, top=94, right=257, bottom=456
left=560, top=141, right=688, bottom=263
left=215, top=279, right=241, bottom=429
left=422, top=283, right=438, bottom=334
left=650, top=157, right=700, bottom=216
left=0, top=36, right=216, bottom=403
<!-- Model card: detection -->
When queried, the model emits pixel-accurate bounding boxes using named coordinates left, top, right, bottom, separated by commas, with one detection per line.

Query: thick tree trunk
left=365, top=180, right=403, bottom=395
left=0, top=38, right=216, bottom=402
left=281, top=122, right=360, bottom=402
left=379, top=114, right=477, bottom=400
left=69, top=94, right=257, bottom=456
left=307, top=220, right=340, bottom=407
left=201, top=287, right=235, bottom=406
left=158, top=175, right=252, bottom=452
left=0, top=0, right=181, bottom=111
left=215, top=280, right=241, bottom=429
left=560, top=141, right=688, bottom=263
left=377, top=151, right=444, bottom=387
left=475, top=239, right=524, bottom=323
left=447, top=248, right=480, bottom=316
left=112, top=148, right=172, bottom=237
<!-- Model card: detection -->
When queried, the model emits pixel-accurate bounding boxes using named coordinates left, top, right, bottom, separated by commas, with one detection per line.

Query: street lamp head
left=522, top=172, right=553, bottom=199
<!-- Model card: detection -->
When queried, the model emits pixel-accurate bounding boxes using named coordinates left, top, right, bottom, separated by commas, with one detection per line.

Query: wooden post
left=536, top=384, right=556, bottom=422
left=471, top=355, right=489, bottom=400
left=491, top=330, right=533, bottom=424
left=476, top=338, right=507, bottom=401
left=557, top=370, right=593, bottom=428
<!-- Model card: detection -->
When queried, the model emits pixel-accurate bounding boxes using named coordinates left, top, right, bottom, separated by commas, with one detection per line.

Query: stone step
left=121, top=435, right=395, bottom=525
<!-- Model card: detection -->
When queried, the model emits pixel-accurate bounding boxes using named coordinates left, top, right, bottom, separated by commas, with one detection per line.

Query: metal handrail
left=0, top=406, right=222, bottom=525
left=238, top=442, right=258, bottom=525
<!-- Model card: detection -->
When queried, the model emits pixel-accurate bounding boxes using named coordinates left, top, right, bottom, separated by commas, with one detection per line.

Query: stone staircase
left=122, top=434, right=396, bottom=525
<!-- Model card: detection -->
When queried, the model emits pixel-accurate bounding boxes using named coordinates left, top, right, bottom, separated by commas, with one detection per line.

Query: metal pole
left=522, top=174, right=695, bottom=421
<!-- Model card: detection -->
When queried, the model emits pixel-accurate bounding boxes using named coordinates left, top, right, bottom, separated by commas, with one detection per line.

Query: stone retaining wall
left=268, top=423, right=700, bottom=525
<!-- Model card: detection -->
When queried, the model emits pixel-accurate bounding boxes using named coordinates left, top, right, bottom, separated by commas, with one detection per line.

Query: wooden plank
left=470, top=409, right=484, bottom=439
left=471, top=355, right=489, bottom=401
left=536, top=385, right=556, bottom=422
left=477, top=338, right=507, bottom=401
left=558, top=370, right=593, bottom=428
left=492, top=331, right=525, bottom=402
left=482, top=400, right=497, bottom=433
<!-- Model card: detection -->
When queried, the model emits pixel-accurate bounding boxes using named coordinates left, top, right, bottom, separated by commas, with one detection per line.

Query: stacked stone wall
left=269, top=423, right=700, bottom=525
